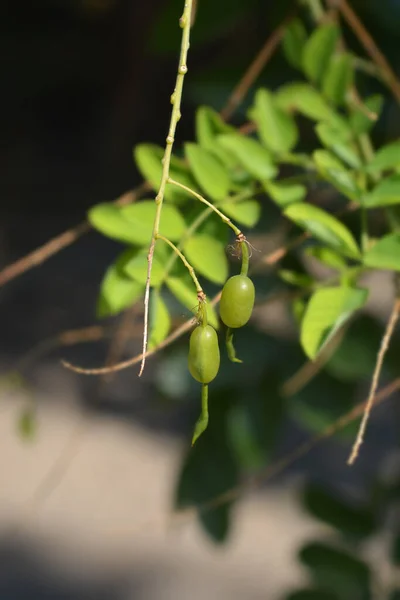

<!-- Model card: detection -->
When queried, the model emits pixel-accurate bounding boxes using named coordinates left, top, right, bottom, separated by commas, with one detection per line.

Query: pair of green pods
left=188, top=275, right=255, bottom=383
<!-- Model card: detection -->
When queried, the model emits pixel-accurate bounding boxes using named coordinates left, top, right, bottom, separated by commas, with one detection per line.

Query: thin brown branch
left=220, top=7, right=296, bottom=121
left=338, top=0, right=400, bottom=105
left=348, top=297, right=400, bottom=465
left=0, top=184, right=150, bottom=289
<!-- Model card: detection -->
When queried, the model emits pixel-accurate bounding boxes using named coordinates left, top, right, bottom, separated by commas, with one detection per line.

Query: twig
left=139, top=0, right=194, bottom=377
left=220, top=7, right=297, bottom=121
left=0, top=186, right=149, bottom=288
left=348, top=296, right=400, bottom=465
left=338, top=0, right=400, bottom=105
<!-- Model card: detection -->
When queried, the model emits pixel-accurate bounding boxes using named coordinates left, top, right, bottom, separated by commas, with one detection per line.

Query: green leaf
left=363, top=233, right=400, bottom=271
left=276, top=83, right=335, bottom=122
left=284, top=203, right=361, bottom=258
left=185, top=143, right=230, bottom=201
left=286, top=590, right=338, bottom=600
left=350, top=94, right=383, bottom=134
left=282, top=18, right=308, bottom=69
left=302, top=484, right=376, bottom=539
left=305, top=246, right=347, bottom=270
left=134, top=144, right=197, bottom=203
left=123, top=246, right=166, bottom=286
left=17, top=407, right=37, bottom=442
left=366, top=140, right=400, bottom=173
left=250, top=88, right=298, bottom=154
left=166, top=276, right=219, bottom=328
left=97, top=251, right=144, bottom=317
left=322, top=52, right=354, bottom=106
left=302, top=24, right=340, bottom=84
left=196, top=106, right=234, bottom=149
left=315, top=123, right=361, bottom=169
left=279, top=270, right=314, bottom=287
left=264, top=180, right=307, bottom=207
left=183, top=234, right=228, bottom=284
left=227, top=406, right=264, bottom=470
left=89, top=201, right=186, bottom=246
left=217, top=134, right=277, bottom=180
left=299, top=542, right=371, bottom=599
left=149, top=292, right=171, bottom=349
left=301, top=286, right=368, bottom=359
left=176, top=392, right=238, bottom=543
left=364, top=175, right=400, bottom=208
left=313, top=150, right=362, bottom=200
left=219, top=200, right=261, bottom=227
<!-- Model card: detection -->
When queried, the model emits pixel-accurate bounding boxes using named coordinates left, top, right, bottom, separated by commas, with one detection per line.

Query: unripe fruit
left=188, top=325, right=220, bottom=383
left=219, top=275, right=255, bottom=328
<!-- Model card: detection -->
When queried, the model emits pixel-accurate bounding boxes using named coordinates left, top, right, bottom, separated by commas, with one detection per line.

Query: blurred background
left=1, top=0, right=400, bottom=598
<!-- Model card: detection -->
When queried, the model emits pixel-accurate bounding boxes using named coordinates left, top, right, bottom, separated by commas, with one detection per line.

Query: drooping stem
left=226, top=328, right=243, bottom=364
left=139, top=0, right=193, bottom=377
left=191, top=383, right=209, bottom=446
left=156, top=234, right=203, bottom=296
left=168, top=178, right=242, bottom=237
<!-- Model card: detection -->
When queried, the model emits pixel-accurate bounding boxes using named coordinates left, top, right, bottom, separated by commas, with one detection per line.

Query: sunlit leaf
left=219, top=200, right=261, bottom=227
left=350, top=94, right=383, bottom=134
left=282, top=18, right=308, bottom=69
left=250, top=88, right=298, bottom=154
left=322, top=52, right=353, bottom=106
left=300, top=286, right=368, bottom=359
left=123, top=246, right=166, bottom=286
left=97, top=250, right=144, bottom=317
left=315, top=123, right=361, bottom=169
left=302, top=24, right=340, bottom=84
left=196, top=106, right=234, bottom=148
left=276, top=82, right=335, bottom=122
left=364, top=175, right=400, bottom=208
left=264, top=180, right=307, bottom=207
left=217, top=134, right=277, bottom=180
left=149, top=291, right=171, bottom=349
left=134, top=144, right=197, bottom=203
left=363, top=233, right=400, bottom=271
left=313, top=150, right=362, bottom=200
left=185, top=143, right=231, bottom=201
left=183, top=234, right=228, bottom=284
left=166, top=276, right=219, bottom=328
left=366, top=140, right=400, bottom=173
left=284, top=203, right=361, bottom=258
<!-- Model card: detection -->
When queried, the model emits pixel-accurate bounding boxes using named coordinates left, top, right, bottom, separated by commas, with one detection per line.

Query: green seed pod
left=219, top=275, right=255, bottom=328
left=188, top=325, right=220, bottom=383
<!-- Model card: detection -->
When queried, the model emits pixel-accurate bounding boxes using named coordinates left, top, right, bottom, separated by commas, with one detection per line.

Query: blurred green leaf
left=196, top=106, right=236, bottom=167
left=313, top=150, right=362, bottom=201
left=227, top=406, right=264, bottom=470
left=305, top=246, right=347, bottom=270
left=97, top=250, right=144, bottom=317
left=299, top=542, right=371, bottom=600
left=276, top=83, right=335, bottom=121
left=134, top=144, right=197, bottom=203
left=365, top=140, right=400, bottom=173
left=185, top=143, right=231, bottom=201
left=183, top=234, right=228, bottom=284
left=282, top=18, right=308, bottom=69
left=302, top=484, right=376, bottom=539
left=284, top=203, right=361, bottom=258
left=17, top=406, right=37, bottom=442
left=264, top=180, right=307, bottom=207
left=149, top=291, right=171, bottom=349
left=350, top=95, right=384, bottom=134
left=322, top=53, right=354, bottom=106
left=302, top=24, right=340, bottom=84
left=300, top=286, right=368, bottom=359
left=315, top=123, right=361, bottom=169
left=363, top=233, right=400, bottom=271
left=219, top=200, right=261, bottom=227
left=176, top=391, right=238, bottom=543
left=250, top=88, right=298, bottom=154
left=279, top=270, right=314, bottom=287
left=166, top=276, right=219, bottom=328
left=217, top=134, right=277, bottom=180
left=364, top=175, right=400, bottom=208
left=123, top=246, right=166, bottom=286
